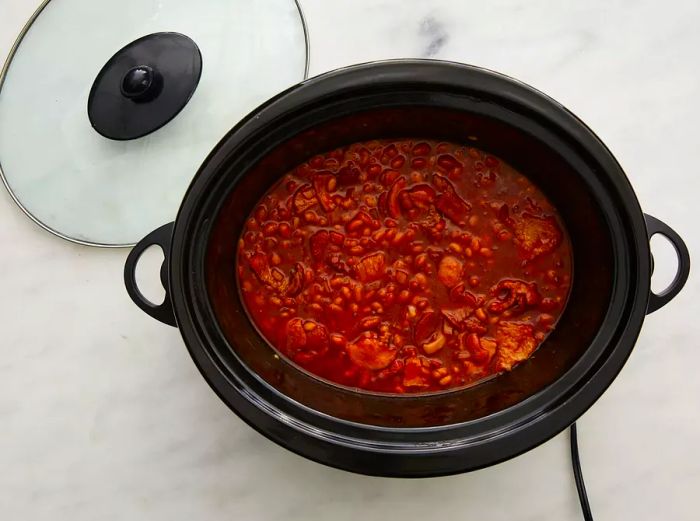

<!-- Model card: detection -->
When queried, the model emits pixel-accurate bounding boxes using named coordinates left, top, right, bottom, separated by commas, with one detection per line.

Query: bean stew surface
left=236, top=139, right=572, bottom=394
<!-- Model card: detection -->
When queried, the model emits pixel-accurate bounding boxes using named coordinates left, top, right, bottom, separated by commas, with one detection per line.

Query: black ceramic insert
left=88, top=32, right=202, bottom=140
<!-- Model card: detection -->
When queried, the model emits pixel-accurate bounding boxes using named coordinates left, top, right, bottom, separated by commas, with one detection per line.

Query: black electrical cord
left=570, top=423, right=594, bottom=521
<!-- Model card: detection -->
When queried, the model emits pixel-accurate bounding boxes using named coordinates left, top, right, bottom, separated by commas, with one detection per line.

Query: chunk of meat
left=494, top=321, right=538, bottom=370
left=403, top=357, right=429, bottom=388
left=286, top=318, right=306, bottom=352
left=417, top=206, right=442, bottom=231
left=436, top=192, right=471, bottom=225
left=286, top=318, right=330, bottom=357
left=480, top=337, right=498, bottom=362
left=354, top=252, right=386, bottom=282
left=432, top=174, right=471, bottom=225
left=386, top=177, right=407, bottom=218
left=438, top=256, right=464, bottom=288
left=442, top=319, right=455, bottom=336
left=487, top=279, right=541, bottom=314
left=292, top=183, right=318, bottom=214
left=312, top=173, right=336, bottom=212
left=285, top=262, right=305, bottom=297
left=405, top=184, right=436, bottom=210
left=309, top=230, right=330, bottom=262
left=346, top=336, right=396, bottom=370
left=441, top=307, right=472, bottom=328
left=327, top=255, right=352, bottom=275
left=512, top=212, right=562, bottom=260
left=246, top=251, right=288, bottom=293
left=460, top=333, right=497, bottom=365
left=431, top=173, right=451, bottom=192
left=414, top=311, right=440, bottom=343
left=462, top=316, right=488, bottom=334
left=246, top=251, right=272, bottom=284
left=449, top=283, right=482, bottom=307
left=306, top=322, right=331, bottom=351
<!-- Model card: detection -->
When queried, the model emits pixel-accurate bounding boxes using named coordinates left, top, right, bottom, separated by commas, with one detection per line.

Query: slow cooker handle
left=645, top=214, right=690, bottom=314
left=123, top=222, right=177, bottom=327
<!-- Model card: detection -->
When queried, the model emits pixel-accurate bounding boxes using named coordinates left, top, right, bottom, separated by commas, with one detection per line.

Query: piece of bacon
left=487, top=279, right=541, bottom=314
left=292, top=183, right=318, bottom=214
left=414, top=310, right=440, bottom=344
left=441, top=307, right=472, bottom=328
left=312, top=172, right=336, bottom=212
left=460, top=332, right=497, bottom=365
left=354, top=252, right=386, bottom=282
left=437, top=255, right=464, bottom=288
left=286, top=318, right=330, bottom=357
left=405, top=184, right=436, bottom=210
left=432, top=174, right=471, bottom=225
left=512, top=212, right=562, bottom=260
left=386, top=177, right=407, bottom=218
left=309, top=230, right=330, bottom=263
left=346, top=336, right=396, bottom=370
left=493, top=321, right=537, bottom=370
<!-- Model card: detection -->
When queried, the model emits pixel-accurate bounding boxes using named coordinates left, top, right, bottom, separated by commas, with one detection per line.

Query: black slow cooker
left=123, top=60, right=689, bottom=477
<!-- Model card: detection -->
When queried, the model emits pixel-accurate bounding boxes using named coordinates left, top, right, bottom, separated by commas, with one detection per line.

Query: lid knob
left=88, top=32, right=202, bottom=140
left=120, top=65, right=162, bottom=102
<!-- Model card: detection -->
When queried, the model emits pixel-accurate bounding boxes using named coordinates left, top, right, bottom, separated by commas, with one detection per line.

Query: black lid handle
left=645, top=214, right=690, bottom=314
left=120, top=65, right=163, bottom=102
left=124, top=222, right=177, bottom=327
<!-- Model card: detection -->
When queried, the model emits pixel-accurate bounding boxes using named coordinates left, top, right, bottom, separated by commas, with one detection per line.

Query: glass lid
left=0, top=0, right=309, bottom=246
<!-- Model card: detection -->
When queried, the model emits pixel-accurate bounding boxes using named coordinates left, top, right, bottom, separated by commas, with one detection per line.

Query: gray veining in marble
left=420, top=16, right=449, bottom=57
left=1, top=1, right=699, bottom=520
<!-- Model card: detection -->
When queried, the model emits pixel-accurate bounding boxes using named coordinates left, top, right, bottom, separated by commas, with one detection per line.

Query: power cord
left=570, top=423, right=594, bottom=521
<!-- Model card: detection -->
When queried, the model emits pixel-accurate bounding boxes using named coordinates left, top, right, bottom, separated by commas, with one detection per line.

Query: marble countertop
left=1, top=1, right=699, bottom=519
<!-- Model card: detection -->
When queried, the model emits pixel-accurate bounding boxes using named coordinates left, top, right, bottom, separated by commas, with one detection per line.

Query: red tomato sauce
left=236, top=140, right=572, bottom=394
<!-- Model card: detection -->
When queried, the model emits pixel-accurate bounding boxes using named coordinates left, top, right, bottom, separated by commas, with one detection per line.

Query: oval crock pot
left=123, top=60, right=690, bottom=477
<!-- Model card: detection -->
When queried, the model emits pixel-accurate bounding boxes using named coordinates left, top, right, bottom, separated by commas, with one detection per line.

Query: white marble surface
left=1, top=1, right=699, bottom=519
